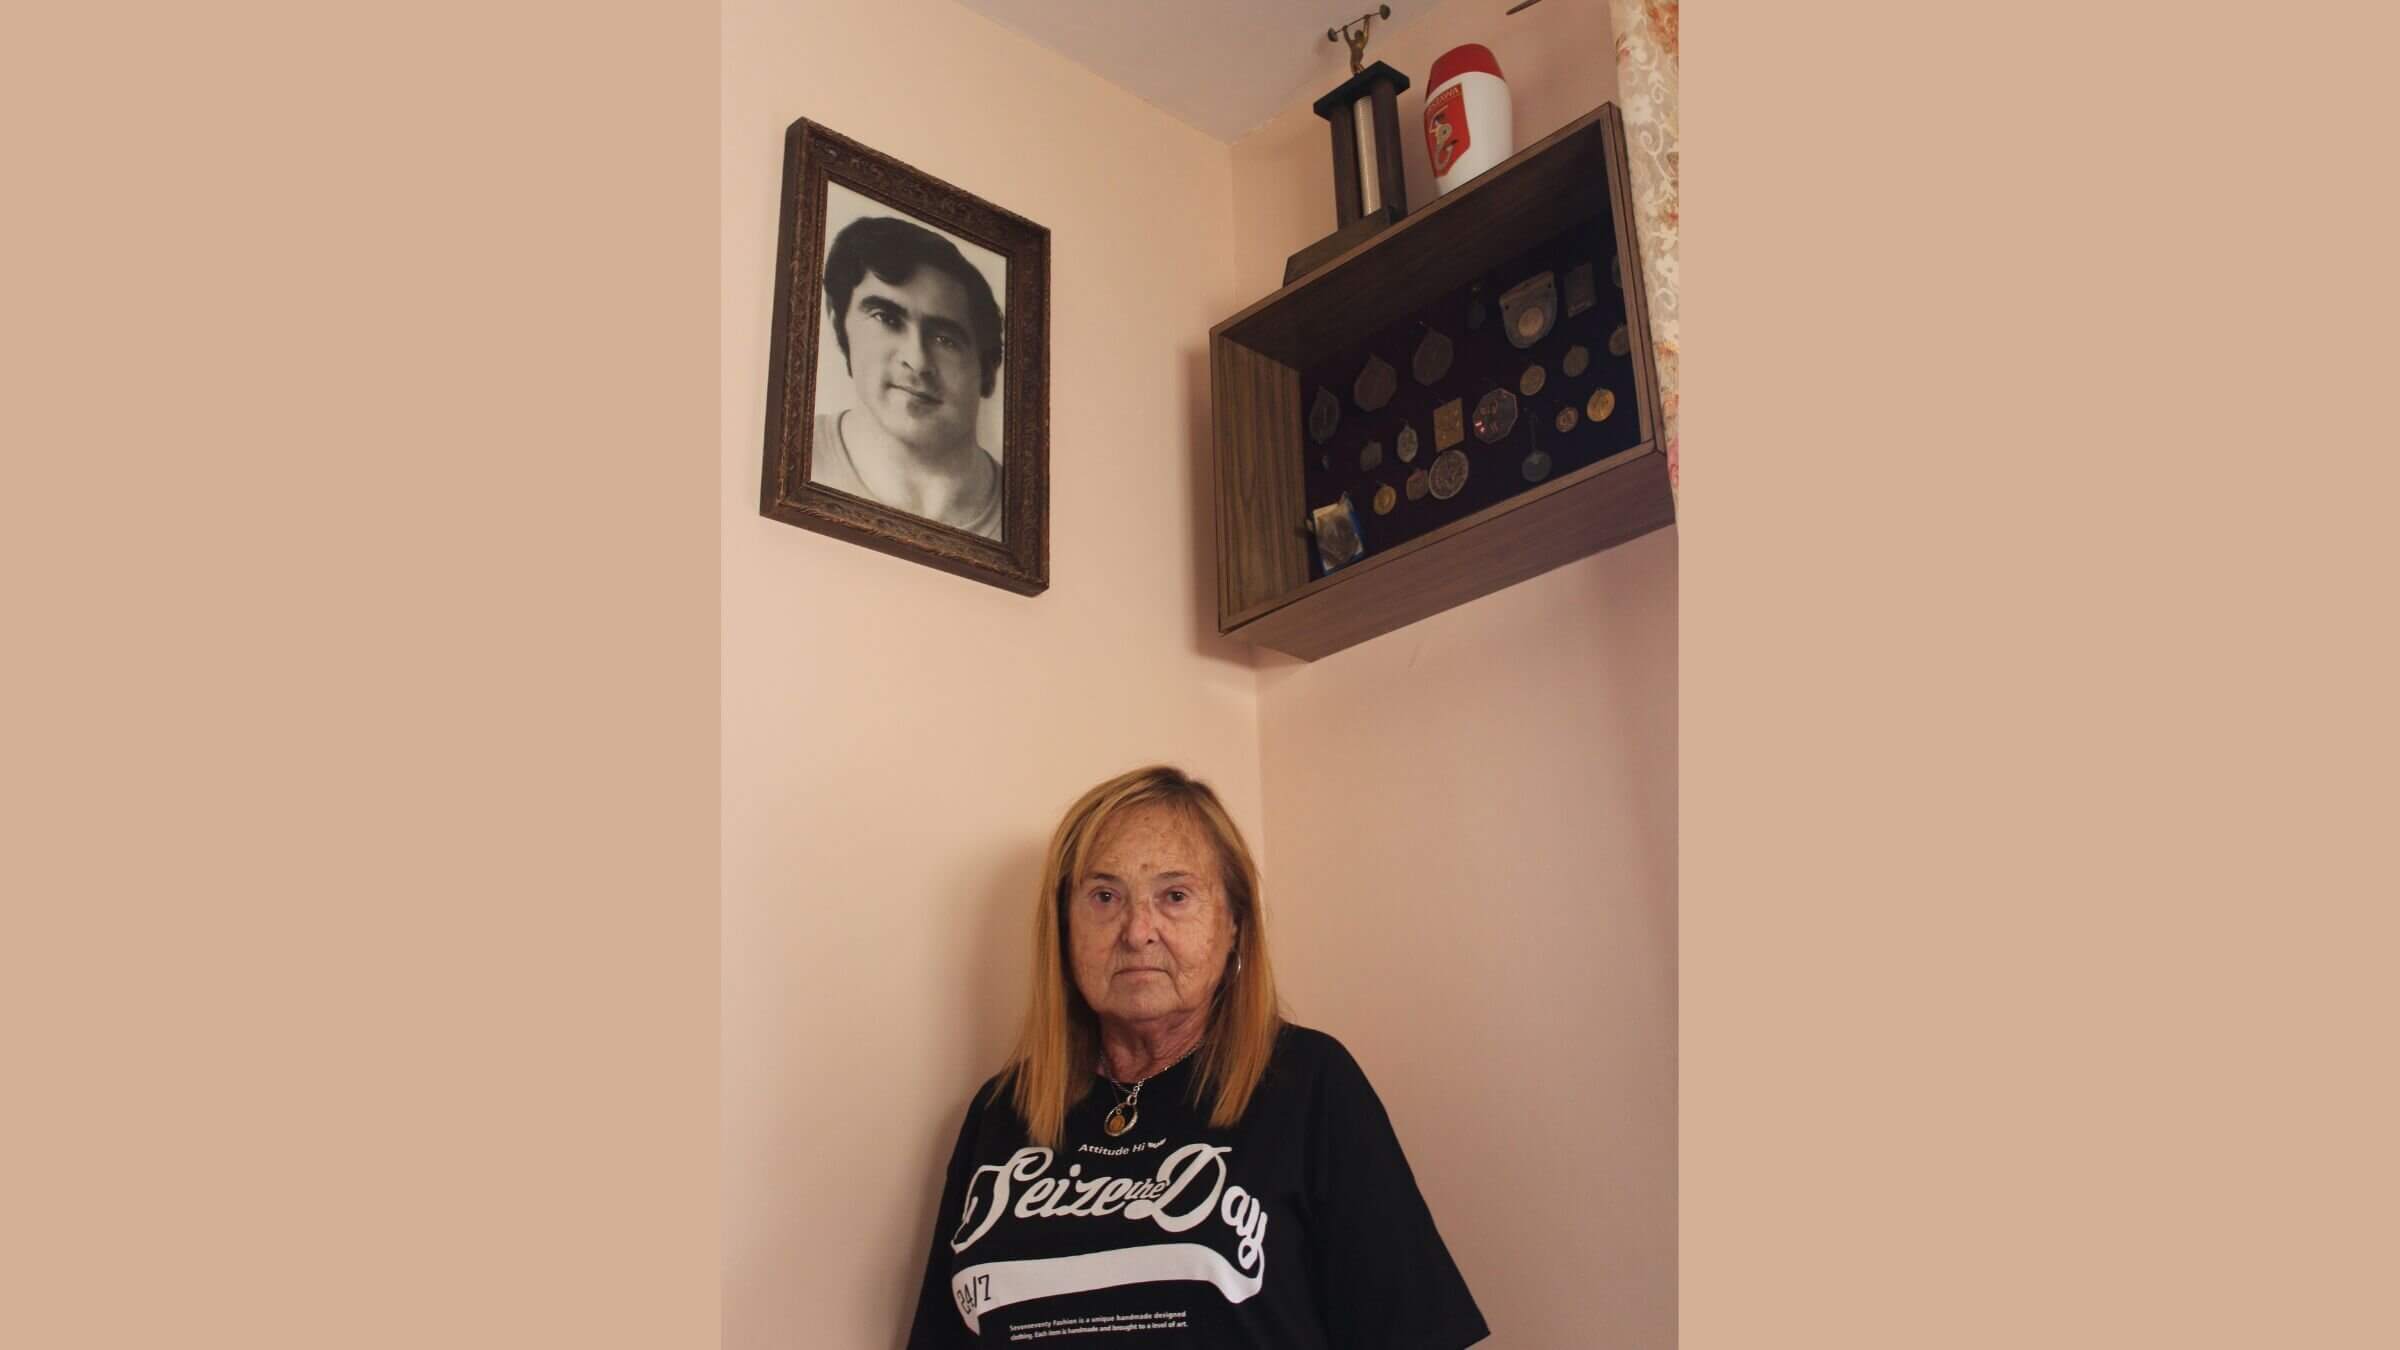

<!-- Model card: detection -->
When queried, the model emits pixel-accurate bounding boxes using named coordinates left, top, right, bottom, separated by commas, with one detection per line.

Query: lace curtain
left=1610, top=0, right=1679, bottom=499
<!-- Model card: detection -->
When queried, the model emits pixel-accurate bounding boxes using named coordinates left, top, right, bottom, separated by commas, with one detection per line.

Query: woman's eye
left=1165, top=890, right=1190, bottom=904
left=1091, top=890, right=1116, bottom=906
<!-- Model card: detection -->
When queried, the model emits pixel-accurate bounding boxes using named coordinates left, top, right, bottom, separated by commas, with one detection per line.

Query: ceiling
left=952, top=0, right=1444, bottom=142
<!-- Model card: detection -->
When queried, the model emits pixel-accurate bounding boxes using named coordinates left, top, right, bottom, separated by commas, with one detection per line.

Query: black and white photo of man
left=810, top=183, right=1007, bottom=541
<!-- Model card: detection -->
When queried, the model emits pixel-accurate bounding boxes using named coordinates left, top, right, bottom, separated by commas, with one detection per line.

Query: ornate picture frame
left=760, top=119, right=1051, bottom=595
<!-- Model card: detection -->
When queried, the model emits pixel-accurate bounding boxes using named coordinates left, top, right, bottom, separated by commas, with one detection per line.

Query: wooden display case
left=1210, top=103, right=1674, bottom=661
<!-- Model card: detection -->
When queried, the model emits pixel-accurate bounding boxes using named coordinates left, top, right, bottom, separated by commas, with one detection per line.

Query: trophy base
left=1284, top=206, right=1402, bottom=287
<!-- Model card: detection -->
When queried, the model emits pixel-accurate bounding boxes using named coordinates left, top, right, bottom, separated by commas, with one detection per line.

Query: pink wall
left=720, top=2, right=1256, bottom=1346
left=1232, top=2, right=1679, bottom=1347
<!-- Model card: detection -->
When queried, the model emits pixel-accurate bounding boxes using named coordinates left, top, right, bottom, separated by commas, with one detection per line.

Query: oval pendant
left=1104, top=1106, right=1134, bottom=1137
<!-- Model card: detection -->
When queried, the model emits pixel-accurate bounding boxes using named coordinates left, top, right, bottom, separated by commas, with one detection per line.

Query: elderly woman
left=907, top=766, right=1487, bottom=1348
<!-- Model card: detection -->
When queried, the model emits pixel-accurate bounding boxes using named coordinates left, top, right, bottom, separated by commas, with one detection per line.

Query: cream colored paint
left=727, top=0, right=1671, bottom=1346
left=1250, top=530, right=1678, bottom=1350
left=1232, top=2, right=1678, bottom=1347
left=951, top=0, right=1447, bottom=141
left=721, top=2, right=1255, bottom=1346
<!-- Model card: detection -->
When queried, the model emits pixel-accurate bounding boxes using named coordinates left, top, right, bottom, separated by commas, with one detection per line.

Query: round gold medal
left=1555, top=406, right=1579, bottom=433
left=1429, top=448, right=1469, bottom=500
left=1608, top=324, right=1631, bottom=357
left=1587, top=388, right=1616, bottom=422
left=1372, top=484, right=1397, bottom=515
left=1519, top=363, right=1546, bottom=397
left=1562, top=344, right=1590, bottom=378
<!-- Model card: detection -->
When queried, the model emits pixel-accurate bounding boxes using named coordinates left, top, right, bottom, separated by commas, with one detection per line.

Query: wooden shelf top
left=1213, top=104, right=1621, bottom=368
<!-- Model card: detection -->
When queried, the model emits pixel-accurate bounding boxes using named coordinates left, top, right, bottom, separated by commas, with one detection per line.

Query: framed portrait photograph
left=760, top=119, right=1051, bottom=594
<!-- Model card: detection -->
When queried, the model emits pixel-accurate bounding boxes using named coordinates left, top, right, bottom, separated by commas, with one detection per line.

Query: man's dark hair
left=823, top=215, right=1005, bottom=397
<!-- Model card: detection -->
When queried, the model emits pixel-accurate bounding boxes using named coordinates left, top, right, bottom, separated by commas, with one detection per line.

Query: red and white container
left=1423, top=44, right=1512, bottom=196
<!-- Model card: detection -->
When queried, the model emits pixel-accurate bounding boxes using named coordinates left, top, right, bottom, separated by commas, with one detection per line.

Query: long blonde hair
left=1000, top=766, right=1283, bottom=1148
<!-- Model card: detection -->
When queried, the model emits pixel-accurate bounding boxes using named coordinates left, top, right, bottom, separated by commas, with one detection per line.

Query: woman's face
left=1067, top=802, right=1237, bottom=1033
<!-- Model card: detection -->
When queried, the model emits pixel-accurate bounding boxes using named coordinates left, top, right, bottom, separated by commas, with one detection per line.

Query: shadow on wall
left=879, top=833, right=1046, bottom=1348
left=1580, top=536, right=1678, bottom=946
left=1183, top=343, right=1261, bottom=667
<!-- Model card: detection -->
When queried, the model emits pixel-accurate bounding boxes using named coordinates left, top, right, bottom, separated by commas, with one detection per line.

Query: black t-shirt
left=905, top=1024, right=1488, bottom=1349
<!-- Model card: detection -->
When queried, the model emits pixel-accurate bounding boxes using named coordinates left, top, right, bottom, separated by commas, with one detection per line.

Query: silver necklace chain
left=1098, top=1035, right=1203, bottom=1120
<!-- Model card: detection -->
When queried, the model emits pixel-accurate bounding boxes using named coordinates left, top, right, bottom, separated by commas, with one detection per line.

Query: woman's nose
left=1121, top=900, right=1160, bottom=945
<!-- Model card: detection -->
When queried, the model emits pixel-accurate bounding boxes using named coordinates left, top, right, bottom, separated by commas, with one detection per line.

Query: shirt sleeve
left=1305, top=1039, right=1490, bottom=1350
left=904, top=1085, right=991, bottom=1350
